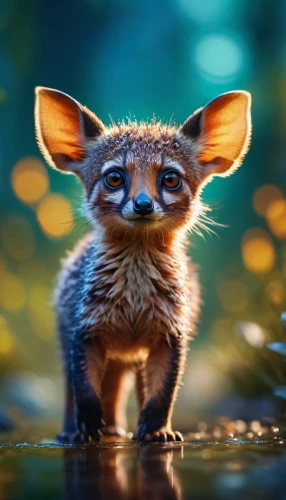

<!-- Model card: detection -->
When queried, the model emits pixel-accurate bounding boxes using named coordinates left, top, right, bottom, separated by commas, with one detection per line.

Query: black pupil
left=165, top=173, right=177, bottom=185
left=108, top=172, right=122, bottom=185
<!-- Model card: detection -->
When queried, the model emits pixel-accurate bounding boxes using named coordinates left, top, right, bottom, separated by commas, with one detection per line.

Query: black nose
left=133, top=193, right=154, bottom=216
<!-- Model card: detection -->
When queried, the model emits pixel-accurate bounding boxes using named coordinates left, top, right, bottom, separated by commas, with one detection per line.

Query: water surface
left=1, top=426, right=286, bottom=499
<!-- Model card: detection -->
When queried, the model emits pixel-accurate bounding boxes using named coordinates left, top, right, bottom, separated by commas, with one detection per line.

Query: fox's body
left=57, top=233, right=199, bottom=356
left=35, top=88, right=251, bottom=442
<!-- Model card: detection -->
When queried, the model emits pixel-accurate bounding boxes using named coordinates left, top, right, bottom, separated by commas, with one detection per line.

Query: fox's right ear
left=34, top=87, right=105, bottom=173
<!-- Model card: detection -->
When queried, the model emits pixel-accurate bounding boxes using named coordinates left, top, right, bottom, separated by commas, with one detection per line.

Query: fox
left=34, top=87, right=251, bottom=443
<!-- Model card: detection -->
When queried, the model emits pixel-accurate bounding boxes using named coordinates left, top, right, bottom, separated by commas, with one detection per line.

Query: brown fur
left=34, top=88, right=251, bottom=442
left=101, top=359, right=133, bottom=434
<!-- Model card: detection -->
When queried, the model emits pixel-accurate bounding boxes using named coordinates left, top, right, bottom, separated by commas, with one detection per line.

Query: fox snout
left=122, top=197, right=164, bottom=221
left=133, top=193, right=154, bottom=216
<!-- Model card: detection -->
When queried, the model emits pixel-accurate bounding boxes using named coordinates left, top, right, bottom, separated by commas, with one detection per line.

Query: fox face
left=35, top=88, right=251, bottom=238
left=82, top=123, right=200, bottom=235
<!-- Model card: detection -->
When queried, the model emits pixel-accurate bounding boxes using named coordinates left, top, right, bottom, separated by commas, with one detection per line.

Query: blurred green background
left=0, top=0, right=285, bottom=428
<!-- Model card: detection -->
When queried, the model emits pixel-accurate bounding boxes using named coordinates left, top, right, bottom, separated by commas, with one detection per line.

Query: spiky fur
left=54, top=123, right=201, bottom=442
left=34, top=88, right=251, bottom=443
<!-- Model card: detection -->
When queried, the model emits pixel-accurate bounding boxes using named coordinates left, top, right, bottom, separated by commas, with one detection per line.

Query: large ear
left=179, top=91, right=252, bottom=179
left=34, top=87, right=105, bottom=172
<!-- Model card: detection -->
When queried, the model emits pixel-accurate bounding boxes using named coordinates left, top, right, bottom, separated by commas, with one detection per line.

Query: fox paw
left=134, top=426, right=184, bottom=443
left=75, top=390, right=105, bottom=442
left=55, top=431, right=87, bottom=444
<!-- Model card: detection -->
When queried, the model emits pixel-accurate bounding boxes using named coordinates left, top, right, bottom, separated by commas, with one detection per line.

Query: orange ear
left=180, top=91, right=252, bottom=178
left=35, top=87, right=105, bottom=172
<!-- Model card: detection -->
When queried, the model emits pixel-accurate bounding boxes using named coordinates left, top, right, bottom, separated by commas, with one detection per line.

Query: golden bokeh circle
left=241, top=228, right=276, bottom=274
left=0, top=315, right=15, bottom=355
left=266, top=199, right=286, bottom=240
left=12, top=156, right=49, bottom=204
left=36, top=194, right=73, bottom=237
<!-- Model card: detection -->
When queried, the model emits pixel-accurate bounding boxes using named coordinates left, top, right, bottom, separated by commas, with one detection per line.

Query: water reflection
left=62, top=444, right=182, bottom=500
left=1, top=428, right=286, bottom=498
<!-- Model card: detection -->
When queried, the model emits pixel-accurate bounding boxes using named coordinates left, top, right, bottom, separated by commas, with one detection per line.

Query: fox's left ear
left=35, top=87, right=105, bottom=173
left=179, top=91, right=252, bottom=179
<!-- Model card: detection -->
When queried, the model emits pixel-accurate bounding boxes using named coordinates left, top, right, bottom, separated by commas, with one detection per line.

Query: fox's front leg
left=71, top=335, right=106, bottom=442
left=135, top=336, right=186, bottom=442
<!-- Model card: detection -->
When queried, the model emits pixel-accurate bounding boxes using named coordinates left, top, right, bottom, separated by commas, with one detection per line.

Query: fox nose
left=133, top=193, right=154, bottom=216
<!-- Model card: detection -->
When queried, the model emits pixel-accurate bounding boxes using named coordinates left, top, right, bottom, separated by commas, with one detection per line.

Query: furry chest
left=84, top=246, right=190, bottom=348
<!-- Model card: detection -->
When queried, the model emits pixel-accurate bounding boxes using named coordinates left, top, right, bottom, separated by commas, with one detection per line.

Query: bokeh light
left=241, top=229, right=276, bottom=274
left=244, top=324, right=265, bottom=348
left=236, top=322, right=265, bottom=348
left=252, top=184, right=284, bottom=217
left=217, top=280, right=248, bottom=312
left=193, top=34, right=244, bottom=82
left=176, top=0, right=236, bottom=24
left=29, top=376, right=57, bottom=407
left=36, top=194, right=73, bottom=238
left=0, top=315, right=15, bottom=356
left=11, top=156, right=49, bottom=204
left=265, top=199, right=286, bottom=240
left=1, top=217, right=35, bottom=260
left=0, top=272, right=25, bottom=311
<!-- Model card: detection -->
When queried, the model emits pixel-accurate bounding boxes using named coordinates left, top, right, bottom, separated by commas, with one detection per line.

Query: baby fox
left=35, top=88, right=251, bottom=443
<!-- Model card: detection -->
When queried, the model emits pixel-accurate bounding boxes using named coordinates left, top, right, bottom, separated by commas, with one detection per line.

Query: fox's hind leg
left=101, top=360, right=133, bottom=437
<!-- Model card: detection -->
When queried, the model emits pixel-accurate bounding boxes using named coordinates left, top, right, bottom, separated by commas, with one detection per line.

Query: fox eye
left=104, top=171, right=125, bottom=189
left=162, top=171, right=181, bottom=190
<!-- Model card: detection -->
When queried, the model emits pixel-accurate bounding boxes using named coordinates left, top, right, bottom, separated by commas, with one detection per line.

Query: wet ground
left=1, top=423, right=286, bottom=499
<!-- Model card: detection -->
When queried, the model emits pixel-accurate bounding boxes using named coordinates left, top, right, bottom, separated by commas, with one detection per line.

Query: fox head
left=35, top=88, right=251, bottom=240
